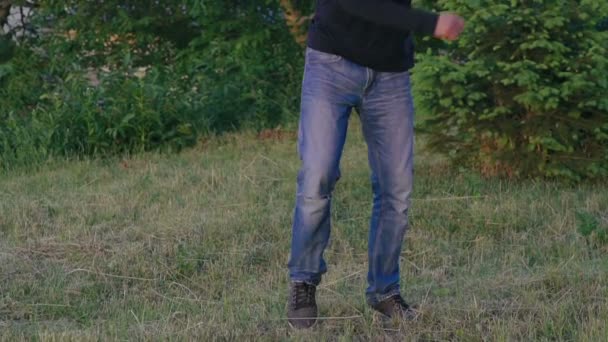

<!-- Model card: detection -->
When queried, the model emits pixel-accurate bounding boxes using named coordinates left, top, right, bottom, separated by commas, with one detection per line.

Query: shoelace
left=291, top=283, right=315, bottom=309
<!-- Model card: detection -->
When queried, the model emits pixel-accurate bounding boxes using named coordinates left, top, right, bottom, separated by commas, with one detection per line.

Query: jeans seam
left=374, top=148, right=388, bottom=296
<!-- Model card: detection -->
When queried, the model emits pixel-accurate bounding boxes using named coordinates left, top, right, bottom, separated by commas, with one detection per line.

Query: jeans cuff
left=290, top=275, right=322, bottom=286
left=366, top=286, right=401, bottom=306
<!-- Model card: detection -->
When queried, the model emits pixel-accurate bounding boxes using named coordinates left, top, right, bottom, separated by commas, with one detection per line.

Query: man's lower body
left=287, top=48, right=416, bottom=328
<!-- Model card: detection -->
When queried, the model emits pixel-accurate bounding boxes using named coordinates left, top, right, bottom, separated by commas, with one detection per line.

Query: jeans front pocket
left=305, top=47, right=343, bottom=64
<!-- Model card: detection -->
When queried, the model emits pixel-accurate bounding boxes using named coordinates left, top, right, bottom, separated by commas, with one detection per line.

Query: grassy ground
left=1, top=117, right=607, bottom=341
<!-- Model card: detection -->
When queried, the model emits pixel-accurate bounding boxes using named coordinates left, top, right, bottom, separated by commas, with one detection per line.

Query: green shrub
left=0, top=1, right=305, bottom=170
left=576, top=211, right=608, bottom=251
left=0, top=64, right=202, bottom=170
left=182, top=1, right=304, bottom=131
left=412, top=0, right=608, bottom=180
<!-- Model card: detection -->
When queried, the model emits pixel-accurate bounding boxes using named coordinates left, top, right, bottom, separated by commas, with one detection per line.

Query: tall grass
left=1, top=117, right=607, bottom=340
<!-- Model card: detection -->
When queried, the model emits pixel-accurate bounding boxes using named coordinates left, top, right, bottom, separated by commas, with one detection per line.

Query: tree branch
left=279, top=0, right=311, bottom=47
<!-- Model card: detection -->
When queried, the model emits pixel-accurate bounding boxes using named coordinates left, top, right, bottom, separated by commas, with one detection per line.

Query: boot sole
left=287, top=318, right=318, bottom=330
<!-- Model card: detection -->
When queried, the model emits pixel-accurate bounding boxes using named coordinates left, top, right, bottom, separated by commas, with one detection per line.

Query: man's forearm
left=336, top=0, right=438, bottom=36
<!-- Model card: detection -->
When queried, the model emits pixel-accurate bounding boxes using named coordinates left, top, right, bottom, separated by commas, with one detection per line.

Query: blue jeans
left=288, top=48, right=415, bottom=305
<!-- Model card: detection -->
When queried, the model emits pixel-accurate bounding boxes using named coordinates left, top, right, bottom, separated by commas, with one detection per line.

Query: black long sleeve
left=307, top=0, right=438, bottom=72
left=336, top=0, right=438, bottom=36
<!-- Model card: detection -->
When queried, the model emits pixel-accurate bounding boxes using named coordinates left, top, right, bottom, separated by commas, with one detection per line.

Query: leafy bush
left=576, top=211, right=608, bottom=251
left=181, top=0, right=305, bottom=132
left=412, top=0, right=608, bottom=180
left=1, top=65, right=202, bottom=169
left=0, top=33, right=203, bottom=169
left=0, top=1, right=306, bottom=170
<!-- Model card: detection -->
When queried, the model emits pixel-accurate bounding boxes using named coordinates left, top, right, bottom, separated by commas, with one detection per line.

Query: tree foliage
left=1, top=0, right=607, bottom=181
left=413, top=0, right=608, bottom=180
left=0, top=0, right=311, bottom=169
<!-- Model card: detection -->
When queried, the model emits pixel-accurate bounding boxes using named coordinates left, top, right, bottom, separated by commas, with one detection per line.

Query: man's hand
left=434, top=13, right=465, bottom=41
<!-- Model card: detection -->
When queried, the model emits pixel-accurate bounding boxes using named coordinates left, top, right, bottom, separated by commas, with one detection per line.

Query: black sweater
left=307, top=0, right=439, bottom=72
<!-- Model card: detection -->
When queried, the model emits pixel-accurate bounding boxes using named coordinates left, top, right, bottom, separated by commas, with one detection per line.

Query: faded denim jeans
left=288, top=48, right=415, bottom=305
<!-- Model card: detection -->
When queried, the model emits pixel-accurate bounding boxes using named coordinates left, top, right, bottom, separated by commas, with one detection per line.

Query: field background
left=1, top=117, right=607, bottom=340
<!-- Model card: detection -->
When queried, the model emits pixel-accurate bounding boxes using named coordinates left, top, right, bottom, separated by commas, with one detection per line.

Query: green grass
left=1, top=117, right=607, bottom=340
